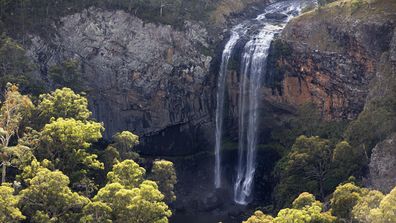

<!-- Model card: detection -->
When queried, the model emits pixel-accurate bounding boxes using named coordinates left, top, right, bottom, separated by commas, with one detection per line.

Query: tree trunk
left=1, top=164, right=6, bottom=184
left=160, top=0, right=164, bottom=17
left=319, top=177, right=325, bottom=200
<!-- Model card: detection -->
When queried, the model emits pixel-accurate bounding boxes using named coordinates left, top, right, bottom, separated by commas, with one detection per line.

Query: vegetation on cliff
left=0, top=0, right=265, bottom=36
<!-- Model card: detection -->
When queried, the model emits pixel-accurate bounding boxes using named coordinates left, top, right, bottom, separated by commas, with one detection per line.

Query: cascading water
left=234, top=24, right=284, bottom=204
left=214, top=0, right=315, bottom=203
left=214, top=28, right=242, bottom=188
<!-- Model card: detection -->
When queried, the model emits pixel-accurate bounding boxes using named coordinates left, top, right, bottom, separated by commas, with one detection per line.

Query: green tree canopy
left=19, top=168, right=89, bottom=223
left=0, top=83, right=34, bottom=183
left=80, top=201, right=112, bottom=223
left=0, top=184, right=25, bottom=223
left=37, top=88, right=92, bottom=125
left=352, top=189, right=384, bottom=223
left=0, top=37, right=42, bottom=94
left=371, top=186, right=396, bottom=223
left=107, top=159, right=145, bottom=188
left=278, top=136, right=332, bottom=200
left=37, top=118, right=104, bottom=179
left=292, top=192, right=317, bottom=209
left=244, top=192, right=335, bottom=223
left=330, top=182, right=363, bottom=221
left=149, top=160, right=177, bottom=203
left=243, top=211, right=274, bottom=223
left=49, top=59, right=82, bottom=90
left=93, top=181, right=171, bottom=223
left=332, top=140, right=366, bottom=180
left=111, top=131, right=140, bottom=160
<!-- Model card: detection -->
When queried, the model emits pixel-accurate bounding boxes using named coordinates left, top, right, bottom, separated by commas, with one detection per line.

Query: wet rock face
left=27, top=7, right=214, bottom=153
left=369, top=133, right=396, bottom=193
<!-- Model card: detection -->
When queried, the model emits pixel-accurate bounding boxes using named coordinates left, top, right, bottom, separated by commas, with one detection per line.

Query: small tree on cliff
left=0, top=83, right=33, bottom=183
left=150, top=0, right=181, bottom=17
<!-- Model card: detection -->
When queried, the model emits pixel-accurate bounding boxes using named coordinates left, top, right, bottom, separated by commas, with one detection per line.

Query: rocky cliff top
left=266, top=0, right=396, bottom=120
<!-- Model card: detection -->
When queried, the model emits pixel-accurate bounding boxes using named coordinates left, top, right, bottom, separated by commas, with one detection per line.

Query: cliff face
left=266, top=0, right=396, bottom=120
left=26, top=7, right=215, bottom=155
left=369, top=133, right=396, bottom=193
left=265, top=0, right=396, bottom=196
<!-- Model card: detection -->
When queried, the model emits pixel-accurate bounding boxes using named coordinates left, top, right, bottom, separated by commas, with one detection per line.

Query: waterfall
left=214, top=29, right=241, bottom=188
left=214, top=0, right=315, bottom=202
left=234, top=25, right=282, bottom=204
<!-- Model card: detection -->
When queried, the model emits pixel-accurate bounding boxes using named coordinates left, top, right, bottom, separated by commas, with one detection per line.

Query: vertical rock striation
left=26, top=8, right=213, bottom=155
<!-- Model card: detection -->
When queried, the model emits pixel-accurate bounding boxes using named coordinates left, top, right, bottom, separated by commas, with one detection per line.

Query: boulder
left=369, top=133, right=396, bottom=193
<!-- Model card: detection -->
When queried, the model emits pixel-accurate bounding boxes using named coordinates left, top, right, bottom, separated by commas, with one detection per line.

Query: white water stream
left=214, top=0, right=315, bottom=204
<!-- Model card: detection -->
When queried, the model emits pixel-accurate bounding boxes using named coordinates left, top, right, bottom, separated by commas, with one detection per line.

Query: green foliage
left=345, top=53, right=396, bottom=156
left=0, top=184, right=25, bottom=222
left=370, top=187, right=396, bottom=223
left=111, top=131, right=140, bottom=160
left=271, top=103, right=347, bottom=149
left=273, top=126, right=365, bottom=208
left=19, top=168, right=89, bottom=223
left=49, top=59, right=83, bottom=90
left=94, top=181, right=171, bottom=223
left=149, top=159, right=177, bottom=203
left=80, top=201, right=112, bottom=223
left=107, top=159, right=145, bottom=188
left=0, top=0, right=228, bottom=37
left=0, top=84, right=176, bottom=223
left=0, top=37, right=43, bottom=94
left=93, top=159, right=172, bottom=222
left=37, top=118, right=104, bottom=180
left=247, top=185, right=396, bottom=223
left=275, top=192, right=335, bottom=223
left=352, top=189, right=384, bottom=223
left=330, top=182, right=363, bottom=221
left=276, top=136, right=332, bottom=201
left=244, top=192, right=336, bottom=223
left=274, top=204, right=335, bottom=223
left=318, top=0, right=337, bottom=7
left=243, top=210, right=274, bottom=223
left=351, top=0, right=365, bottom=12
left=332, top=141, right=366, bottom=181
left=2, top=145, right=34, bottom=170
left=37, top=88, right=92, bottom=124
left=0, top=83, right=34, bottom=183
left=101, top=145, right=120, bottom=172
left=292, top=192, right=317, bottom=210
left=0, top=83, right=34, bottom=147
left=18, top=158, right=53, bottom=186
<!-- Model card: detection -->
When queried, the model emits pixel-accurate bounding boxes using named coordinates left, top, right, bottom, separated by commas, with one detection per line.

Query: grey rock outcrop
left=369, top=133, right=396, bottom=193
left=26, top=7, right=214, bottom=154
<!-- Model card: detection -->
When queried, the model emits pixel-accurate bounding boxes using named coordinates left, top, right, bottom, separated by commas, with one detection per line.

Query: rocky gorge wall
left=264, top=0, right=396, bottom=120
left=26, top=7, right=216, bottom=155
